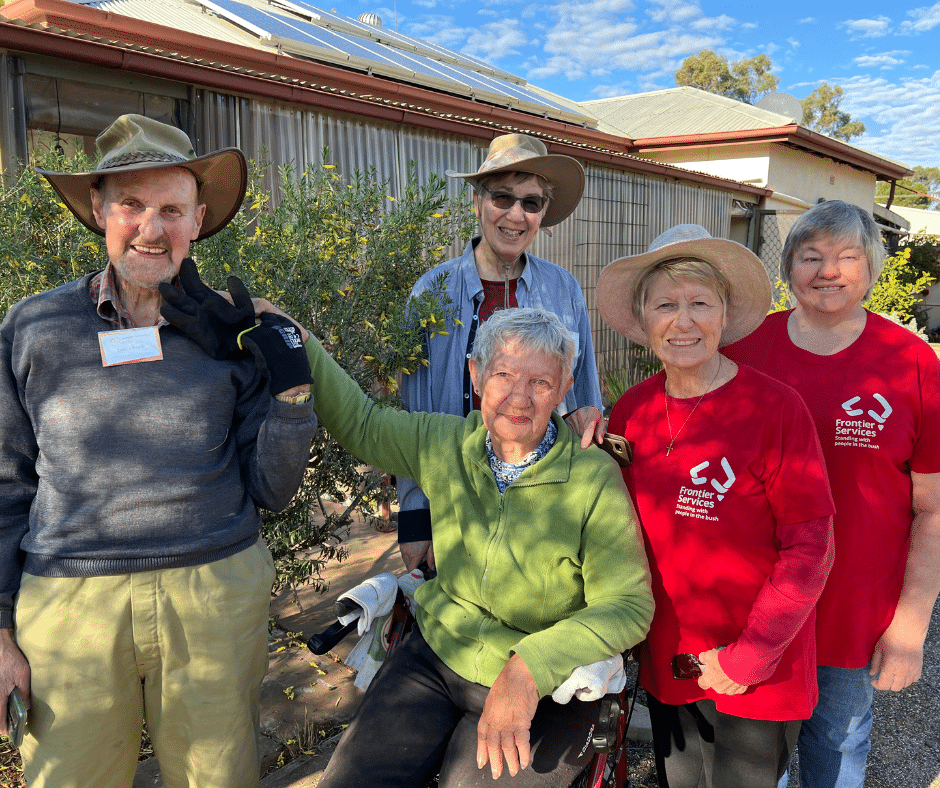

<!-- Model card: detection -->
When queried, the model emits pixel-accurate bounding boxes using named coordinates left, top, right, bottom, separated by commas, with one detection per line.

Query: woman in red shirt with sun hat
left=596, top=224, right=835, bottom=788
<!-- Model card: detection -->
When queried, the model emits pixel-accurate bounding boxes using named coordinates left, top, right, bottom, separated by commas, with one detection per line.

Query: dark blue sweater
left=0, top=274, right=317, bottom=627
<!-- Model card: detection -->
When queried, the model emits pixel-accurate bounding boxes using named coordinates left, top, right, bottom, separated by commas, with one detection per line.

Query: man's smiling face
left=91, top=166, right=206, bottom=291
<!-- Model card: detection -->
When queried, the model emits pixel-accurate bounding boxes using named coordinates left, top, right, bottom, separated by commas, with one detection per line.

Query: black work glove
left=159, top=257, right=255, bottom=359
left=238, top=312, right=313, bottom=395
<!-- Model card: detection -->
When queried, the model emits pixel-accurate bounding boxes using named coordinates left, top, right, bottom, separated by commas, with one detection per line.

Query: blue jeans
left=778, top=665, right=874, bottom=788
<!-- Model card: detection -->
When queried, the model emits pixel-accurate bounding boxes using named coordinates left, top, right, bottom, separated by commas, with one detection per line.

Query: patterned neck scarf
left=485, top=419, right=558, bottom=494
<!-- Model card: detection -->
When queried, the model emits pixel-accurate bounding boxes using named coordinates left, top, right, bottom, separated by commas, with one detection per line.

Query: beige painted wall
left=642, top=142, right=877, bottom=210
left=766, top=145, right=876, bottom=208
left=648, top=144, right=771, bottom=189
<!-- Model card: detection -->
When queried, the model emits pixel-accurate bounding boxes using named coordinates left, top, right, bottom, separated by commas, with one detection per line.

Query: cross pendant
left=666, top=443, right=674, bottom=456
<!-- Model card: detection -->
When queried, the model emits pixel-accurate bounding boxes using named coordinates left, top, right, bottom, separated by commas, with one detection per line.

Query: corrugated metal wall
left=194, top=89, right=733, bottom=392
left=0, top=56, right=28, bottom=179
left=0, top=54, right=735, bottom=393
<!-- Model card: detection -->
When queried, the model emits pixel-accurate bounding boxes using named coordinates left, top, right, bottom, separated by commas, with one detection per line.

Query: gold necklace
left=664, top=358, right=722, bottom=456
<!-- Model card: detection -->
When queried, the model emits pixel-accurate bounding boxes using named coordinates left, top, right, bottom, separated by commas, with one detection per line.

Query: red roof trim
left=631, top=126, right=911, bottom=181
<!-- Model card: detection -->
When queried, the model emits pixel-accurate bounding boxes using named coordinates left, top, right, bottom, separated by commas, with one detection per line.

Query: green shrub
left=0, top=147, right=103, bottom=315
left=865, top=244, right=935, bottom=326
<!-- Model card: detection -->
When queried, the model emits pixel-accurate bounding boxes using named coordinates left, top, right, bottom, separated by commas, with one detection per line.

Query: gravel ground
left=620, top=602, right=940, bottom=788
left=784, top=601, right=940, bottom=788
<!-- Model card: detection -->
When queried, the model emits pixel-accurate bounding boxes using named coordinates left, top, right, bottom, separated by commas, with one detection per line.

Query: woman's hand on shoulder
left=215, top=289, right=310, bottom=344
left=696, top=648, right=748, bottom=696
left=562, top=406, right=605, bottom=449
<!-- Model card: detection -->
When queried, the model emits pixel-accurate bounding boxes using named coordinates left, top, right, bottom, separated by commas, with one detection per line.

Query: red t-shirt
left=609, top=365, right=834, bottom=720
left=724, top=310, right=940, bottom=668
left=472, top=279, right=519, bottom=411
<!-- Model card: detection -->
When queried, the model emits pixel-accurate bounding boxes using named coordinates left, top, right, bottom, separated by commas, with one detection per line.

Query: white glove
left=551, top=654, right=626, bottom=704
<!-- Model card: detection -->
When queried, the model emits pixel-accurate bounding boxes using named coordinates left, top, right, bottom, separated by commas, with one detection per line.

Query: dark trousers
left=647, top=694, right=800, bottom=788
left=317, top=626, right=601, bottom=788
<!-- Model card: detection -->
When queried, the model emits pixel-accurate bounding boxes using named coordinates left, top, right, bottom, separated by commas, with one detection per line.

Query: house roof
left=580, top=86, right=911, bottom=182
left=0, top=0, right=774, bottom=199
left=582, top=86, right=798, bottom=137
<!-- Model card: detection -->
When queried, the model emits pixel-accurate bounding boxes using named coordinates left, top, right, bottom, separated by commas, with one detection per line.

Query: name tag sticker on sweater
left=98, top=327, right=163, bottom=366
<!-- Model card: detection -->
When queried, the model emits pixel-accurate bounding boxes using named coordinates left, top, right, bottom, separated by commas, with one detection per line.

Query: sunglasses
left=479, top=184, right=547, bottom=214
left=671, top=653, right=704, bottom=680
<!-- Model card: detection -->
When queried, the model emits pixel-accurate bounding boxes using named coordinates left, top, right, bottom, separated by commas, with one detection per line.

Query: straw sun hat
left=597, top=224, right=772, bottom=347
left=446, top=133, right=585, bottom=226
left=37, top=114, right=247, bottom=241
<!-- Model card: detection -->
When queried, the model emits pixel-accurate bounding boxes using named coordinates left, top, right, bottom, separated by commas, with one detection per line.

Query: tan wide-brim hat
left=597, top=224, right=772, bottom=347
left=37, top=114, right=247, bottom=241
left=446, top=133, right=584, bottom=226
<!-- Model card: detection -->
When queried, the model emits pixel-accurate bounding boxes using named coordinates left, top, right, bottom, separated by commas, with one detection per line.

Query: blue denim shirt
left=397, top=238, right=602, bottom=541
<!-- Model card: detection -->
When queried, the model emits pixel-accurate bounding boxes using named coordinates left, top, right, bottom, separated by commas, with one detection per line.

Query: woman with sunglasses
left=594, top=226, right=836, bottom=788
left=396, top=134, right=603, bottom=572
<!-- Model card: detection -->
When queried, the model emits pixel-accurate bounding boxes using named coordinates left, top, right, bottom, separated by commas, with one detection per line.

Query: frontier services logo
left=836, top=394, right=892, bottom=448
left=675, top=457, right=737, bottom=522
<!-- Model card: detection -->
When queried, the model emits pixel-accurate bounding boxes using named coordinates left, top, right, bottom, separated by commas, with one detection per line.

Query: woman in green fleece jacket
left=296, top=306, right=653, bottom=788
left=166, top=290, right=652, bottom=785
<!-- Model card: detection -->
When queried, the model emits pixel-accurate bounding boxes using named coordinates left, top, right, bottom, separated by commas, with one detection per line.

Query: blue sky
left=339, top=0, right=940, bottom=169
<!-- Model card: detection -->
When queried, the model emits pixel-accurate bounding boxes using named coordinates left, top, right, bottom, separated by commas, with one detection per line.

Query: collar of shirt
left=485, top=419, right=558, bottom=494
left=463, top=236, right=536, bottom=301
left=89, top=262, right=177, bottom=330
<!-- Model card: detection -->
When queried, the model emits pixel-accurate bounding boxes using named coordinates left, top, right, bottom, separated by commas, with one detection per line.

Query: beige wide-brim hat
left=37, top=114, right=247, bottom=241
left=446, top=133, right=584, bottom=226
left=597, top=224, right=772, bottom=347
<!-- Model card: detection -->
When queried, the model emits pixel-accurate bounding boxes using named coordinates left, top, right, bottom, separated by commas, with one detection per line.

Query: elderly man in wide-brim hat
left=0, top=115, right=316, bottom=788
left=396, top=133, right=604, bottom=571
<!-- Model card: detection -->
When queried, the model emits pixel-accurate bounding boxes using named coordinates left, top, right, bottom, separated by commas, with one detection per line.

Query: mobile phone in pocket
left=6, top=687, right=25, bottom=748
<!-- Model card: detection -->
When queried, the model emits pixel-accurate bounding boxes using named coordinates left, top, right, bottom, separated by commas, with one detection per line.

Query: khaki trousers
left=16, top=540, right=275, bottom=788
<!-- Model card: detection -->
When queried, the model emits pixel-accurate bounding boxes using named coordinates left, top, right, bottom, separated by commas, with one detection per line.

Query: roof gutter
left=631, top=125, right=912, bottom=182
left=0, top=4, right=770, bottom=199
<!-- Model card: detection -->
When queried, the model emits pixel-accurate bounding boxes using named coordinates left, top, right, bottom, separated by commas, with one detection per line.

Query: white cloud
left=524, top=0, right=741, bottom=84
left=591, top=68, right=674, bottom=98
left=591, top=82, right=633, bottom=99
left=901, top=1, right=940, bottom=32
left=690, top=14, right=735, bottom=31
left=798, top=17, right=815, bottom=24
left=537, top=28, right=725, bottom=81
left=406, top=15, right=475, bottom=49
left=853, top=52, right=908, bottom=69
left=841, top=16, right=892, bottom=38
left=461, top=19, right=529, bottom=61
left=370, top=6, right=404, bottom=27
left=647, top=0, right=700, bottom=24
left=838, top=71, right=940, bottom=167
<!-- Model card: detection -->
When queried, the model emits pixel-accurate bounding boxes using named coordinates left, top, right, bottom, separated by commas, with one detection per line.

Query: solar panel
left=245, top=5, right=481, bottom=85
left=82, top=0, right=590, bottom=122
left=281, top=0, right=517, bottom=80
